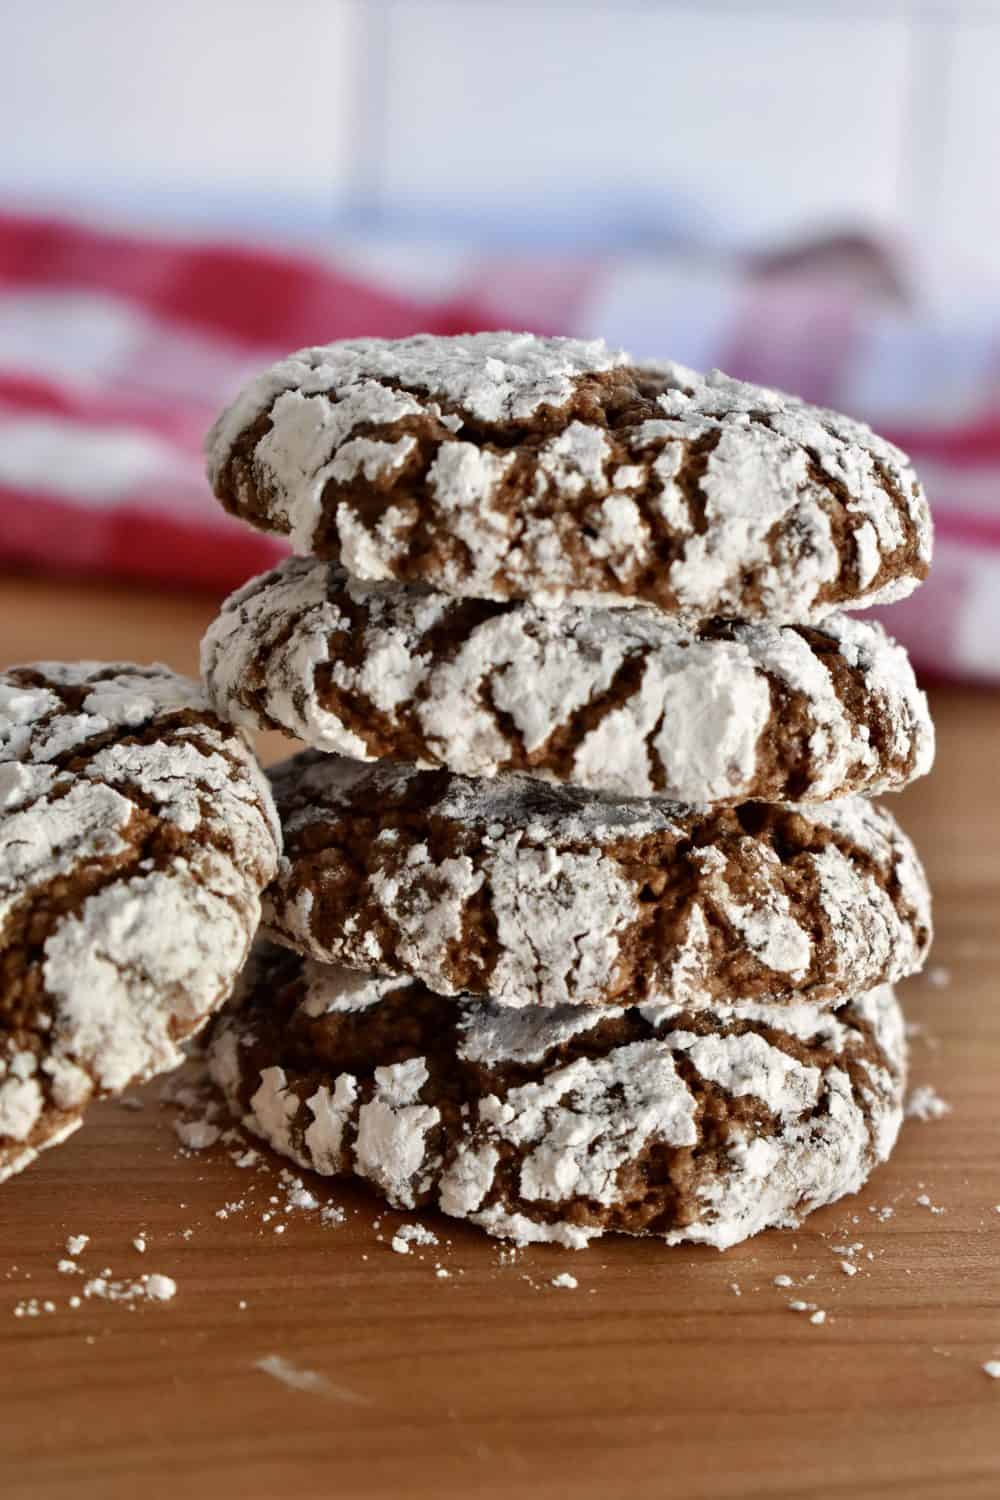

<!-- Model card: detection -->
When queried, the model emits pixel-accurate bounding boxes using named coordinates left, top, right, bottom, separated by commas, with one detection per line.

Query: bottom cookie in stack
left=209, top=943, right=906, bottom=1251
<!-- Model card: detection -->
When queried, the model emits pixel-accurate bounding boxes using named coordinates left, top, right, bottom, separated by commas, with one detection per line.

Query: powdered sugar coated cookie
left=207, top=333, right=931, bottom=622
left=263, top=755, right=931, bottom=1011
left=210, top=944, right=906, bottom=1250
left=202, top=557, right=933, bottom=803
left=0, top=662, right=280, bottom=1183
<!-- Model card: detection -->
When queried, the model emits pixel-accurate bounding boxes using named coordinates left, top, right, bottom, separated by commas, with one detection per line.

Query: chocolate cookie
left=202, top=556, right=934, bottom=804
left=264, top=754, right=931, bottom=1011
left=206, top=332, right=931, bottom=622
left=0, top=662, right=281, bottom=1182
left=209, top=943, right=906, bottom=1249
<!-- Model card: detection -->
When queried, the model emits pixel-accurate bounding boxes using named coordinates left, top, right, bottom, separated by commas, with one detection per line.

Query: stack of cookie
left=201, top=333, right=934, bottom=1250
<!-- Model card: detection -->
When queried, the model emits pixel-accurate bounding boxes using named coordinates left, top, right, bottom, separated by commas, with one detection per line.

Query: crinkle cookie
left=0, top=662, right=281, bottom=1183
left=264, top=754, right=931, bottom=1011
left=209, top=943, right=906, bottom=1250
left=202, top=556, right=934, bottom=804
left=206, top=331, right=931, bottom=622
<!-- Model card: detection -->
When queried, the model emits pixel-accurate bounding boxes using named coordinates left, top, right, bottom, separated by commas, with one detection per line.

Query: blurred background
left=2, top=0, right=999, bottom=681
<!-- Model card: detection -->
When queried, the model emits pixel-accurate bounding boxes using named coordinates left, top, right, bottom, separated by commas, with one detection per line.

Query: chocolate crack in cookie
left=209, top=943, right=907, bottom=1249
left=202, top=556, right=934, bottom=803
left=206, top=332, right=931, bottom=622
left=0, top=662, right=281, bottom=1182
left=264, top=755, right=931, bottom=1011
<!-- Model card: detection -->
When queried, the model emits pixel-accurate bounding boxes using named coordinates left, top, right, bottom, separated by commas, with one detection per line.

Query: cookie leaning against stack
left=202, top=332, right=935, bottom=1249
left=0, top=664, right=280, bottom=1181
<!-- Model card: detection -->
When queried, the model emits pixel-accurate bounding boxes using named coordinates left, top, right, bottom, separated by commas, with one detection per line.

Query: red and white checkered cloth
left=2, top=209, right=998, bottom=680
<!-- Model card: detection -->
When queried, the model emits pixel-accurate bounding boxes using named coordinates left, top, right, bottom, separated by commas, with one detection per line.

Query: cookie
left=264, top=754, right=931, bottom=1011
left=202, top=556, right=934, bottom=804
left=209, top=943, right=906, bottom=1249
left=0, top=662, right=281, bottom=1183
left=206, top=332, right=931, bottom=622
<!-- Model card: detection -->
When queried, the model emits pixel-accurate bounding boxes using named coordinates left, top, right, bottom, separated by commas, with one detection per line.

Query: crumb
left=788, top=1301, right=811, bottom=1312
left=173, top=1119, right=221, bottom=1151
left=840, top=1261, right=859, bottom=1277
left=14, top=1298, right=58, bottom=1318
left=810, top=1310, right=827, bottom=1326
left=983, top=1361, right=1000, bottom=1379
left=65, top=1235, right=89, bottom=1257
left=144, top=1274, right=176, bottom=1301
left=254, top=1354, right=331, bottom=1395
left=773, top=1274, right=793, bottom=1287
left=435, top=1267, right=450, bottom=1280
left=118, top=1097, right=144, bottom=1112
left=391, top=1223, right=439, bottom=1255
left=320, top=1204, right=346, bottom=1227
left=234, top=1149, right=260, bottom=1169
left=133, top=1237, right=146, bottom=1254
left=906, top=1086, right=951, bottom=1122
left=57, top=1259, right=79, bottom=1275
left=82, top=1271, right=176, bottom=1304
left=551, top=1273, right=578, bottom=1290
left=273, top=1224, right=285, bottom=1235
left=729, top=1282, right=741, bottom=1297
left=279, top=1173, right=319, bottom=1212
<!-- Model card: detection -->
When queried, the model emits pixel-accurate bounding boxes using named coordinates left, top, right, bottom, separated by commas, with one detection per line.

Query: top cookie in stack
left=206, top=332, right=930, bottom=620
left=201, top=333, right=934, bottom=1249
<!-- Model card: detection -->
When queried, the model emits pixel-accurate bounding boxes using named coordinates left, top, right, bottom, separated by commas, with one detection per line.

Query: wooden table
left=1, top=574, right=998, bottom=1500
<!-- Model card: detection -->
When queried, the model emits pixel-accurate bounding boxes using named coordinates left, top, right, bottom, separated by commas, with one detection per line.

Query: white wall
left=4, top=0, right=1000, bottom=267
left=7, top=0, right=361, bottom=231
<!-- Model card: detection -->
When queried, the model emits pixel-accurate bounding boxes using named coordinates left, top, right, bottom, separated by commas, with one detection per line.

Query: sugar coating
left=201, top=558, right=933, bottom=804
left=354, top=1059, right=442, bottom=1210
left=0, top=662, right=281, bottom=1182
left=207, top=334, right=931, bottom=621
left=266, top=755, right=932, bottom=1011
left=210, top=951, right=906, bottom=1253
left=638, top=361, right=930, bottom=618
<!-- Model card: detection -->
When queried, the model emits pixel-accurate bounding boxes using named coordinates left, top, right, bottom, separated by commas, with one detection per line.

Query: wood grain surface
left=1, top=573, right=998, bottom=1500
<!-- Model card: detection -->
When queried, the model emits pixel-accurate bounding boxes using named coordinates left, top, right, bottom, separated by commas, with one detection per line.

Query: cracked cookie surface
left=264, top=754, right=931, bottom=1011
left=0, top=662, right=281, bottom=1182
left=210, top=943, right=906, bottom=1249
left=202, top=556, right=934, bottom=803
left=206, top=332, right=931, bottom=622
